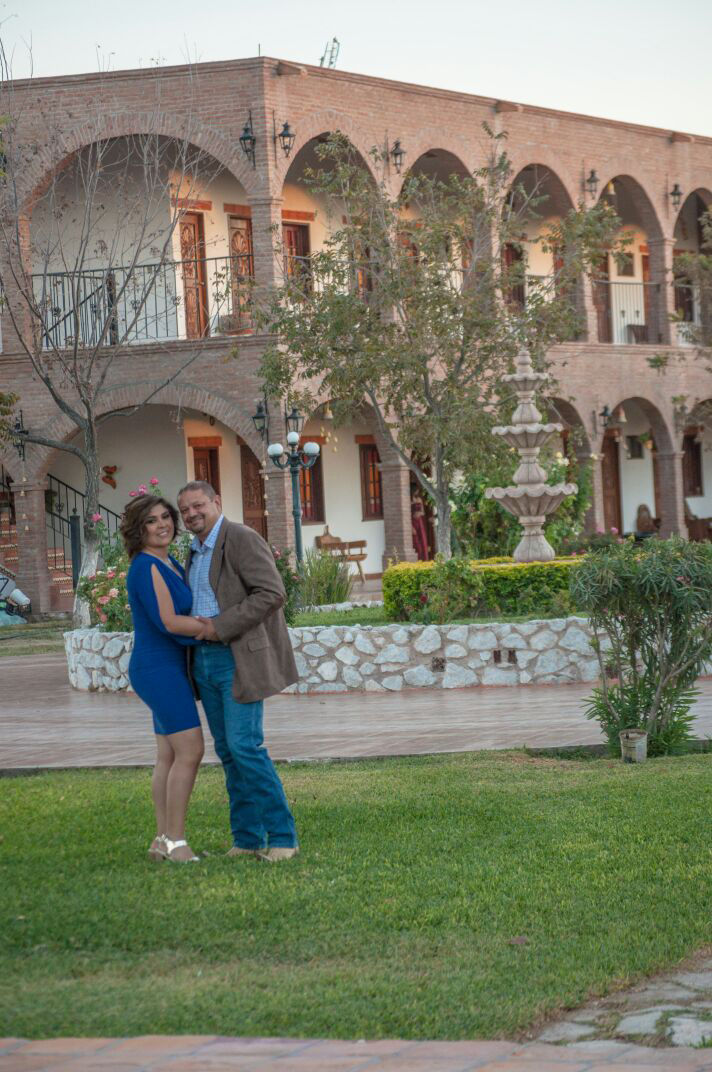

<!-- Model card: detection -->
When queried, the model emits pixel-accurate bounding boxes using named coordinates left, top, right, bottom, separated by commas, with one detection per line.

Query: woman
left=122, top=493, right=208, bottom=863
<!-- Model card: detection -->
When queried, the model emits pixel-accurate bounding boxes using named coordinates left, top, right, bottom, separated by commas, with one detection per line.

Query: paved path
left=4, top=1035, right=712, bottom=1071
left=4, top=655, right=712, bottom=769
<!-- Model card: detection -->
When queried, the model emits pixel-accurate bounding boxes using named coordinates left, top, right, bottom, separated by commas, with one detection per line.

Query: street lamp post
left=252, top=402, right=320, bottom=563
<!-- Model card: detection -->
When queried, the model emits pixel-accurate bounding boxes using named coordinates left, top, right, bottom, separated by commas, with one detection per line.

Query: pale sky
left=4, top=0, right=711, bottom=137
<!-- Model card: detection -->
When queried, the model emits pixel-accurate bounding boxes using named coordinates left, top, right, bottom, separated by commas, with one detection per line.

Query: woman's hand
left=195, top=616, right=219, bottom=642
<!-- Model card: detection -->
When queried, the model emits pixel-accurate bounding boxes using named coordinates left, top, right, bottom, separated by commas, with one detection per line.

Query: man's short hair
left=177, top=480, right=217, bottom=501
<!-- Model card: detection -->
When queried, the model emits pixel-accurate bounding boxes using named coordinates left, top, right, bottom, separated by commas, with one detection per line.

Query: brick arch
left=0, top=447, right=20, bottom=483
left=276, top=111, right=380, bottom=190
left=505, top=151, right=579, bottom=212
left=673, top=186, right=712, bottom=237
left=395, top=131, right=475, bottom=197
left=16, top=111, right=261, bottom=213
left=606, top=395, right=674, bottom=454
left=509, top=161, right=577, bottom=217
left=596, top=171, right=665, bottom=242
left=546, top=397, right=591, bottom=454
left=21, top=381, right=265, bottom=483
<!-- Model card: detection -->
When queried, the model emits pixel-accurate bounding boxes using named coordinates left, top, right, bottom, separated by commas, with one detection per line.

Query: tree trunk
left=72, top=422, right=101, bottom=628
left=434, top=494, right=452, bottom=559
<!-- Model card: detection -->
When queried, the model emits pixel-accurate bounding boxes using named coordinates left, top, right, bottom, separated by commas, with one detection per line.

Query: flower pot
left=619, top=728, right=648, bottom=763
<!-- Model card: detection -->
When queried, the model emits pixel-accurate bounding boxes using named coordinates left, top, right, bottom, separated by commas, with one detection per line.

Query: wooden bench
left=315, top=526, right=368, bottom=582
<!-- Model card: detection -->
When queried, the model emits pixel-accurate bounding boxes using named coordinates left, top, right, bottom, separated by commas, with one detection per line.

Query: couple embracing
left=121, top=481, right=299, bottom=864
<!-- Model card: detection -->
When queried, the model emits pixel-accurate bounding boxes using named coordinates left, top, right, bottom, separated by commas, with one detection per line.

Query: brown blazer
left=187, top=519, right=298, bottom=703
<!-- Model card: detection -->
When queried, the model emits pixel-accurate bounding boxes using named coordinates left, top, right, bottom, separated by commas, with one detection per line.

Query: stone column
left=379, top=462, right=417, bottom=570
left=14, top=478, right=52, bottom=613
left=576, top=447, right=604, bottom=534
left=647, top=237, right=676, bottom=346
left=656, top=449, right=687, bottom=538
left=579, top=276, right=600, bottom=344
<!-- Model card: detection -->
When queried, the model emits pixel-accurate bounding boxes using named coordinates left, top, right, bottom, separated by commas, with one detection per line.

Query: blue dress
left=126, top=552, right=201, bottom=736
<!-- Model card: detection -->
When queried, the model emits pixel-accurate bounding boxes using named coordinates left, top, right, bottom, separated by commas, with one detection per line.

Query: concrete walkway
left=4, top=1035, right=712, bottom=1071
left=4, top=655, right=712, bottom=770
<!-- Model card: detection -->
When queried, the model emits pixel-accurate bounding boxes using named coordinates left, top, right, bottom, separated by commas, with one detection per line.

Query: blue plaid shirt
left=188, top=515, right=224, bottom=618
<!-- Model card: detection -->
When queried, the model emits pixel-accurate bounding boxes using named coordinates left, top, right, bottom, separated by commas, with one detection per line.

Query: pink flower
left=97, top=595, right=110, bottom=605
left=106, top=570, right=115, bottom=578
left=596, top=526, right=604, bottom=534
left=108, top=587, right=119, bottom=598
left=98, top=612, right=107, bottom=622
left=91, top=512, right=102, bottom=522
left=150, top=477, right=159, bottom=486
left=610, top=526, right=619, bottom=534
left=129, top=491, right=137, bottom=498
left=138, top=484, right=147, bottom=494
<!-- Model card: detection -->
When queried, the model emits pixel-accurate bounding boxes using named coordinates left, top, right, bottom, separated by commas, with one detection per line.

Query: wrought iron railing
left=33, top=253, right=254, bottom=349
left=672, top=283, right=712, bottom=346
left=0, top=465, right=14, bottom=556
left=45, top=474, right=122, bottom=588
left=593, top=280, right=659, bottom=344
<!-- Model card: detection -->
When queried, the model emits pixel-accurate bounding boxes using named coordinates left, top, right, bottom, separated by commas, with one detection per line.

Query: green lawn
left=2, top=752, right=712, bottom=1040
left=0, top=619, right=67, bottom=657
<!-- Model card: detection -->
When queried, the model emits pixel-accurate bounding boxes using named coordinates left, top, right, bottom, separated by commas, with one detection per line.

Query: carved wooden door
left=240, top=444, right=267, bottom=539
left=228, top=217, right=254, bottom=330
left=601, top=432, right=622, bottom=533
left=180, top=213, right=209, bottom=339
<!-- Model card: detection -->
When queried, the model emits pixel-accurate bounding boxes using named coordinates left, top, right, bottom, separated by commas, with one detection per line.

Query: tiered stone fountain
left=485, top=349, right=576, bottom=562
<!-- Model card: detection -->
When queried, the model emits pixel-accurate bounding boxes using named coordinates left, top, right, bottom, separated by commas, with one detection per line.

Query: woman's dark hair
left=120, top=494, right=180, bottom=559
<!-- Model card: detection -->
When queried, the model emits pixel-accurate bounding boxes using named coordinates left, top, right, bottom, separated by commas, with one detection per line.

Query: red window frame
left=359, top=443, right=383, bottom=520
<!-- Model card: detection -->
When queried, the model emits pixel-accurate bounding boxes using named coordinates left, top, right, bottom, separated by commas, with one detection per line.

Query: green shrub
left=272, top=547, right=301, bottom=626
left=383, top=556, right=582, bottom=622
left=298, top=548, right=354, bottom=607
left=571, top=537, right=712, bottom=756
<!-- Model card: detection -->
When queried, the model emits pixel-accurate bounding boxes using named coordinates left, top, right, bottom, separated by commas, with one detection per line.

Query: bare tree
left=0, top=45, right=230, bottom=620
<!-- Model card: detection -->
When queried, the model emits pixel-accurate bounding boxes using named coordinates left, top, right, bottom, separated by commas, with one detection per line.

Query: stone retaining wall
left=64, top=617, right=601, bottom=693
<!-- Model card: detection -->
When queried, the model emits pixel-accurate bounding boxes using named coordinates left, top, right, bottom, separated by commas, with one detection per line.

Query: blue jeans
left=193, top=644, right=297, bottom=850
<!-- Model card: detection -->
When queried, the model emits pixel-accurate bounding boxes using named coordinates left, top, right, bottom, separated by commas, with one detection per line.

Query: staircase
left=0, top=514, right=75, bottom=611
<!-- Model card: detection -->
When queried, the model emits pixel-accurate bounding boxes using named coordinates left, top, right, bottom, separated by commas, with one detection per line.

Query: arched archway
left=672, top=188, right=712, bottom=343
left=601, top=396, right=679, bottom=536
left=682, top=399, right=712, bottom=540
left=594, top=174, right=666, bottom=344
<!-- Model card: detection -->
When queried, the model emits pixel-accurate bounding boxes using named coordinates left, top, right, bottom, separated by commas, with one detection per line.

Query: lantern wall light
left=273, top=115, right=296, bottom=159
left=239, top=111, right=256, bottom=167
left=390, top=139, right=406, bottom=174
left=585, top=169, right=599, bottom=198
left=670, top=183, right=683, bottom=209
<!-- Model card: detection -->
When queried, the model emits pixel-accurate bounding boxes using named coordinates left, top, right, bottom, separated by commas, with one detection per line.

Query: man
left=177, top=480, right=299, bottom=862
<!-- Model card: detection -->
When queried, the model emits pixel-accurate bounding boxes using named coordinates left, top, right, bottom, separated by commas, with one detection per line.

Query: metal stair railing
left=45, top=474, right=122, bottom=588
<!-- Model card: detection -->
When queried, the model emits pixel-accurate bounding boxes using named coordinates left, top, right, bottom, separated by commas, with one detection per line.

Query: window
left=359, top=443, right=383, bottom=519
left=300, top=455, right=325, bottom=523
left=617, top=252, right=635, bottom=278
left=683, top=432, right=703, bottom=497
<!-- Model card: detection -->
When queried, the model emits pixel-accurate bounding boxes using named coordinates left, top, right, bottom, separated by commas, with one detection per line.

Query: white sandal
left=147, top=834, right=168, bottom=861
left=163, top=837, right=199, bottom=863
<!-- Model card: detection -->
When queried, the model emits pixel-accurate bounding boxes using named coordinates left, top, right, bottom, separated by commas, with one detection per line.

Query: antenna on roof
left=319, top=37, right=340, bottom=68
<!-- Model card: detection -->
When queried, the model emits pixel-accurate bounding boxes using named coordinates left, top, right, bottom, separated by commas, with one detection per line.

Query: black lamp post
left=585, top=169, right=599, bottom=198
left=390, top=139, right=406, bottom=174
left=252, top=402, right=319, bottom=562
left=239, top=112, right=257, bottom=167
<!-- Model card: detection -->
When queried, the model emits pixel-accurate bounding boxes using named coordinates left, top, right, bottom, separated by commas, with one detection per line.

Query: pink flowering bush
left=77, top=565, right=131, bottom=630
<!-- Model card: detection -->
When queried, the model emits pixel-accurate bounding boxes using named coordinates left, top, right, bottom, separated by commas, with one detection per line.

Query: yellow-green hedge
left=382, top=557, right=584, bottom=621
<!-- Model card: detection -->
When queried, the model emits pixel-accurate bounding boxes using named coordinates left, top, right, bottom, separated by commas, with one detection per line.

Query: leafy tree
left=260, top=130, right=623, bottom=556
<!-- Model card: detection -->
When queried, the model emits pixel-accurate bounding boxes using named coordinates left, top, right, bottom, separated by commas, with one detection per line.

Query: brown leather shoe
left=226, top=846, right=261, bottom=858
left=256, top=846, right=300, bottom=863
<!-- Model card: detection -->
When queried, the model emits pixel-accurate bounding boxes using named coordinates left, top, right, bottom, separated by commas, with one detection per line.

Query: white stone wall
left=65, top=616, right=601, bottom=694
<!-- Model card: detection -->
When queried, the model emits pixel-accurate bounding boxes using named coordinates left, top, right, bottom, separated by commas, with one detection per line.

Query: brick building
left=1, top=56, right=710, bottom=611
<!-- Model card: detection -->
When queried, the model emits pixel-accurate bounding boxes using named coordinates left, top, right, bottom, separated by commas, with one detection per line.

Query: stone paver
left=5, top=1036, right=712, bottom=1071
left=5, top=654, right=712, bottom=770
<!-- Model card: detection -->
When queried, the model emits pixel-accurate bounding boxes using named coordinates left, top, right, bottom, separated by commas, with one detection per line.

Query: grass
left=2, top=751, right=712, bottom=1040
left=0, top=618, right=67, bottom=657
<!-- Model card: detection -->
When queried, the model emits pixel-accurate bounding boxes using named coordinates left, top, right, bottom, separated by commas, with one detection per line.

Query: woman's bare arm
left=150, top=565, right=207, bottom=638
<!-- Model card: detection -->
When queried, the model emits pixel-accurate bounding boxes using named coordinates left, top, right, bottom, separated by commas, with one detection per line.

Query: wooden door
left=180, top=212, right=209, bottom=339
left=193, top=447, right=220, bottom=496
left=593, top=255, right=612, bottom=342
left=228, top=217, right=254, bottom=330
left=240, top=444, right=267, bottom=539
left=601, top=432, right=623, bottom=533
left=282, top=223, right=310, bottom=281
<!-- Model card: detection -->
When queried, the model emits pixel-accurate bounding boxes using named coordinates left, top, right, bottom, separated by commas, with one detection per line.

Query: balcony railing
left=593, top=280, right=659, bottom=344
left=673, top=283, right=712, bottom=347
left=32, top=254, right=254, bottom=349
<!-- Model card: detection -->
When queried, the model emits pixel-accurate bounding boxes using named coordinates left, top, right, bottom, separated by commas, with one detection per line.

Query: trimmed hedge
left=382, top=557, right=583, bottom=622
